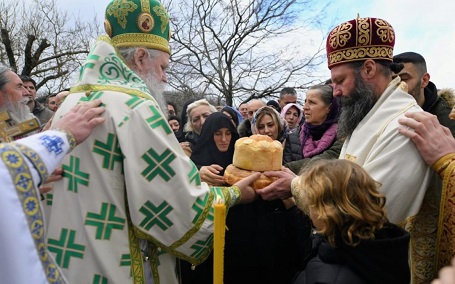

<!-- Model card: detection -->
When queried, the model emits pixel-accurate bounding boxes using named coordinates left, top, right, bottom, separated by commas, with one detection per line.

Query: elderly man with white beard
left=0, top=66, right=41, bottom=141
left=44, top=1, right=258, bottom=284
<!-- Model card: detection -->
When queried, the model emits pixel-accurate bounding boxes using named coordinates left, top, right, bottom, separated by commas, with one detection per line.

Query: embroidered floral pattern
left=327, top=17, right=395, bottom=68
left=357, top=17, right=371, bottom=45
left=375, top=18, right=395, bottom=43
left=328, top=22, right=352, bottom=49
left=153, top=5, right=169, bottom=34
left=99, top=53, right=143, bottom=87
left=106, top=0, right=138, bottom=29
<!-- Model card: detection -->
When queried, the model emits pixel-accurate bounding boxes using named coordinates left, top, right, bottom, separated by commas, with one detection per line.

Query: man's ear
left=362, top=59, right=377, bottom=79
left=421, top=72, right=430, bottom=89
left=132, top=48, right=149, bottom=73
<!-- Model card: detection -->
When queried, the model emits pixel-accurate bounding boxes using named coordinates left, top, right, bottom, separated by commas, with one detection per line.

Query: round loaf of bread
left=232, top=135, right=283, bottom=171
left=224, top=164, right=278, bottom=190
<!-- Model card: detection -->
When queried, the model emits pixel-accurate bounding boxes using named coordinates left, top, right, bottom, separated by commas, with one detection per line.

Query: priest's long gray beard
left=0, top=97, right=33, bottom=123
left=337, top=72, right=377, bottom=139
left=141, top=72, right=168, bottom=116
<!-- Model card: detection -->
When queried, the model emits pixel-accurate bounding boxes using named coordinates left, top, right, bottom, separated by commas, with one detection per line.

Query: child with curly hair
left=292, top=159, right=410, bottom=284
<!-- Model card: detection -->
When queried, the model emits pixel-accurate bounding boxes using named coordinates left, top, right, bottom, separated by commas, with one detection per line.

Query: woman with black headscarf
left=181, top=112, right=239, bottom=284
left=190, top=112, right=239, bottom=186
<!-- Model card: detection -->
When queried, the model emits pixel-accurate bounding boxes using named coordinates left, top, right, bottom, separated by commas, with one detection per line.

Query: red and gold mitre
left=326, top=17, right=395, bottom=69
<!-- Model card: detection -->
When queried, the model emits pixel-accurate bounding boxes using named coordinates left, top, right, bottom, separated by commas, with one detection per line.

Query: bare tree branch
left=0, top=0, right=102, bottom=95
left=37, top=50, right=89, bottom=65
left=165, top=0, right=330, bottom=106
left=0, top=29, right=17, bottom=70
left=36, top=70, right=69, bottom=90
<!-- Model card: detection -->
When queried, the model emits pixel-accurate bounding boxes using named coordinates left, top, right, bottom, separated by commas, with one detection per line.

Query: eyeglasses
left=168, top=110, right=176, bottom=115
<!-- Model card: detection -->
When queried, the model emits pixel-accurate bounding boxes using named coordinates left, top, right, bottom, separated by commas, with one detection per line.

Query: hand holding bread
left=199, top=165, right=226, bottom=186
left=257, top=167, right=296, bottom=200
left=224, top=135, right=284, bottom=190
left=234, top=172, right=261, bottom=204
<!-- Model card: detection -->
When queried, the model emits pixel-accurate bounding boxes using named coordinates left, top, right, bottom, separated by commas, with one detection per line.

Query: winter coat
left=425, top=82, right=455, bottom=136
left=224, top=199, right=311, bottom=284
left=183, top=131, right=199, bottom=152
left=292, top=223, right=410, bottom=284
left=284, top=138, right=344, bottom=174
left=237, top=119, right=252, bottom=138
left=32, top=100, right=54, bottom=127
left=300, top=123, right=338, bottom=158
left=283, top=131, right=303, bottom=163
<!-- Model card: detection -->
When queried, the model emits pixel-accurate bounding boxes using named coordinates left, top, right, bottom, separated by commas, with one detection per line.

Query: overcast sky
left=52, top=0, right=455, bottom=94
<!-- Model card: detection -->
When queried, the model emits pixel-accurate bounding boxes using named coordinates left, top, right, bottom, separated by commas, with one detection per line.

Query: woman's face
left=257, top=114, right=278, bottom=140
left=213, top=128, right=232, bottom=152
left=190, top=105, right=213, bottom=134
left=284, top=106, right=300, bottom=129
left=168, top=119, right=180, bottom=132
left=303, top=90, right=330, bottom=125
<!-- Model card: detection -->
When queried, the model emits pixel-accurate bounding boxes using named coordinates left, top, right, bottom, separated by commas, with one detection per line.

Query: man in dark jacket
left=393, top=52, right=455, bottom=136
left=20, top=75, right=54, bottom=127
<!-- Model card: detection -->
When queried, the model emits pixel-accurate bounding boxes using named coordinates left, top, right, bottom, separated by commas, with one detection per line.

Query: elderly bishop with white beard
left=44, top=1, right=259, bottom=284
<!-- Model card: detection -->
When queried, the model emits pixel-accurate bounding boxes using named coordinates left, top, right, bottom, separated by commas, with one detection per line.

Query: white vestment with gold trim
left=340, top=77, right=434, bottom=283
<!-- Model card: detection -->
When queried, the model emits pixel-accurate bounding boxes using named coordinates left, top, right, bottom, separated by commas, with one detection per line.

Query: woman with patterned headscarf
left=251, top=106, right=288, bottom=143
left=281, top=103, right=303, bottom=134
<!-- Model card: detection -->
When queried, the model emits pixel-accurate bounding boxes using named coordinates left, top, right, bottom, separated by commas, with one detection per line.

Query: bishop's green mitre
left=104, top=0, right=171, bottom=54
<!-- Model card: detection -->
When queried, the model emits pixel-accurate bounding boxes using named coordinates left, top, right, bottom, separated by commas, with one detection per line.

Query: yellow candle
left=214, top=200, right=226, bottom=284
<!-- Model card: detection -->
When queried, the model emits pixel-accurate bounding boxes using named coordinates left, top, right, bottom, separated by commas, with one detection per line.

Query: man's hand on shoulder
left=52, top=99, right=105, bottom=145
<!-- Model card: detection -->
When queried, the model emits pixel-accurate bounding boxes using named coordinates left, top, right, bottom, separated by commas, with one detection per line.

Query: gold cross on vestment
left=0, top=111, right=40, bottom=143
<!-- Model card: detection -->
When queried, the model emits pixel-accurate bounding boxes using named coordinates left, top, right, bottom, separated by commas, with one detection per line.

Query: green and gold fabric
left=432, top=153, right=455, bottom=275
left=104, top=0, right=171, bottom=54
left=45, top=35, right=240, bottom=284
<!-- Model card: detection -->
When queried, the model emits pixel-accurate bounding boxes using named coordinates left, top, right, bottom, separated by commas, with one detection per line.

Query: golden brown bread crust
left=224, top=164, right=278, bottom=190
left=232, top=134, right=283, bottom=171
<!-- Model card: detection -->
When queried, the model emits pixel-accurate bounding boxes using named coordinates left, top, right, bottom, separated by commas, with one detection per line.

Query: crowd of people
left=1, top=1, right=455, bottom=283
